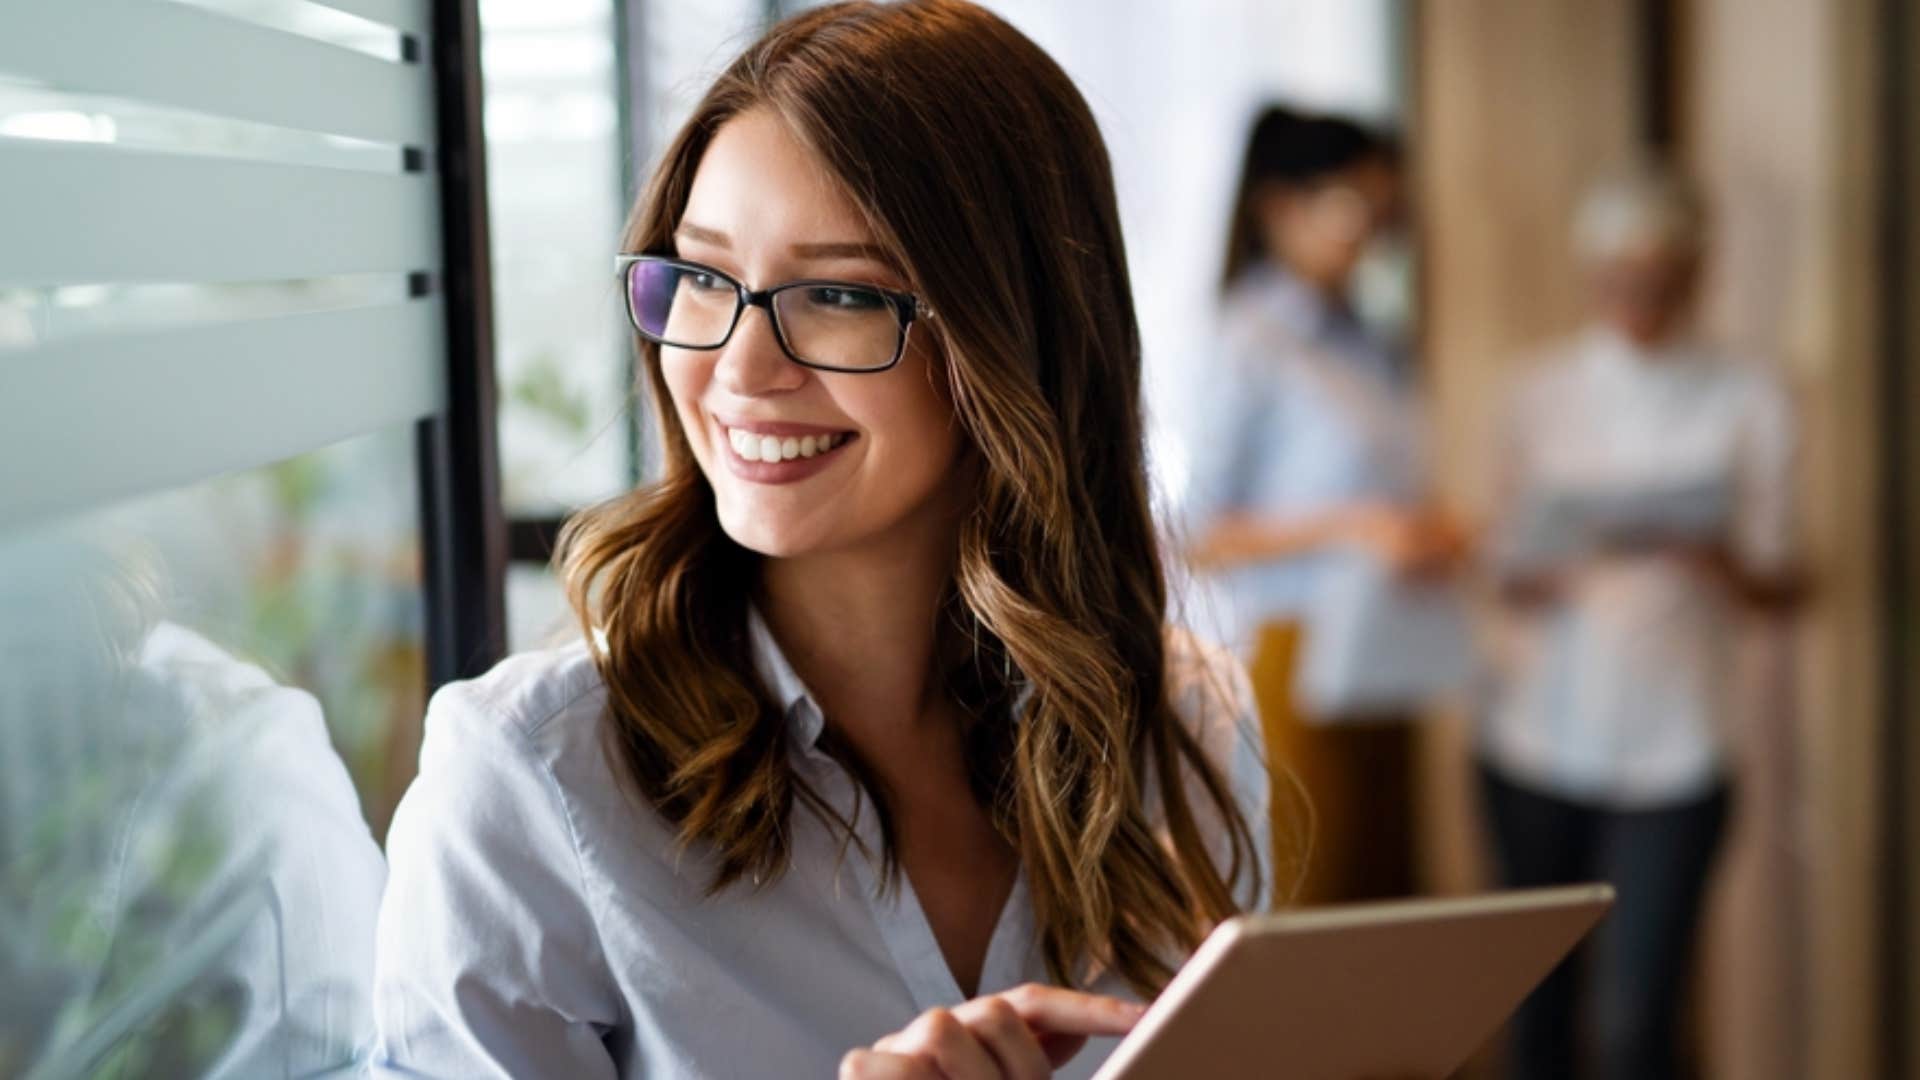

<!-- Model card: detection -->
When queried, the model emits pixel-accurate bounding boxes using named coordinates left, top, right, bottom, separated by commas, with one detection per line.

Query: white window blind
left=0, top=0, right=445, bottom=527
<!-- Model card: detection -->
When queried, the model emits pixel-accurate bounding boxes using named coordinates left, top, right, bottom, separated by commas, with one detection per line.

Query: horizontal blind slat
left=0, top=0, right=434, bottom=146
left=0, top=141, right=440, bottom=287
left=0, top=301, right=447, bottom=528
left=307, top=0, right=433, bottom=39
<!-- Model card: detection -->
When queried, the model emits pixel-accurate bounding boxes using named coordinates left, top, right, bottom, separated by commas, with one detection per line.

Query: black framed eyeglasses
left=615, top=254, right=931, bottom=374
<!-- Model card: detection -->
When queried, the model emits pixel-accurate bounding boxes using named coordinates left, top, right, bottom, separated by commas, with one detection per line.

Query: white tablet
left=1093, top=884, right=1614, bottom=1080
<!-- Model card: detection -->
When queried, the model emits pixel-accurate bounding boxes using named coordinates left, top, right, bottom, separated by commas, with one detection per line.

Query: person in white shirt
left=368, top=3, right=1271, bottom=1078
left=1481, top=164, right=1803, bottom=1080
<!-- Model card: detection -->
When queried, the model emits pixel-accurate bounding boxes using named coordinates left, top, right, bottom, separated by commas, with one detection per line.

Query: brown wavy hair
left=559, top=0, right=1262, bottom=996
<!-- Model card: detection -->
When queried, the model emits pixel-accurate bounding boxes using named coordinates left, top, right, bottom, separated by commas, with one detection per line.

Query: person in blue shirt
left=1183, top=106, right=1462, bottom=903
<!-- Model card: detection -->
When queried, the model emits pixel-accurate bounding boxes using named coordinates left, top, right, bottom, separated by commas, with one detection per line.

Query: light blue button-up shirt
left=368, top=614, right=1269, bottom=1078
left=1181, top=265, right=1425, bottom=660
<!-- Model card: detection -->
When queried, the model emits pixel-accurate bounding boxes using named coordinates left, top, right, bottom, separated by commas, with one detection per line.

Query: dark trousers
left=1478, top=763, right=1731, bottom=1080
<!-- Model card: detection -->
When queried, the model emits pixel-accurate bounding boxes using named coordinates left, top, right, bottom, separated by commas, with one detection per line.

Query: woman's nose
left=712, top=304, right=807, bottom=396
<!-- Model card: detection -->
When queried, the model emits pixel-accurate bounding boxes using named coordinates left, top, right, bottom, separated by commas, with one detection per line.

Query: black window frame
left=420, top=0, right=508, bottom=688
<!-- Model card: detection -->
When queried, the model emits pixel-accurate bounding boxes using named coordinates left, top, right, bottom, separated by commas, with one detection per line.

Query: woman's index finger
left=986, top=985, right=1145, bottom=1037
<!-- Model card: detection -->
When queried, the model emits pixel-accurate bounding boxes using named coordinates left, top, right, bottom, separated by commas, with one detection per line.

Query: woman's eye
left=687, top=271, right=728, bottom=292
left=805, top=286, right=884, bottom=311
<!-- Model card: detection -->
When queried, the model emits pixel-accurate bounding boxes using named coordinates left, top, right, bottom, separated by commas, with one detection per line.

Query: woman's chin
left=715, top=514, right=824, bottom=560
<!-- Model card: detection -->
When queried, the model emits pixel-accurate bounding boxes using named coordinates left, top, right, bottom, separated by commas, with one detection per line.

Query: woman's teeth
left=726, top=427, right=847, bottom=463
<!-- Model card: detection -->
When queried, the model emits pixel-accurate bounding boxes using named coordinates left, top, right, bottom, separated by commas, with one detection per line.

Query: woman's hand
left=839, top=984, right=1144, bottom=1080
left=1339, top=503, right=1468, bottom=579
left=1188, top=513, right=1292, bottom=570
left=1188, top=504, right=1469, bottom=575
left=1658, top=540, right=1805, bottom=610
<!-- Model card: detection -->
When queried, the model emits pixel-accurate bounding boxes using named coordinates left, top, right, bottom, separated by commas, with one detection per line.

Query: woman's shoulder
left=425, top=636, right=608, bottom=751
left=386, top=638, right=625, bottom=898
left=1217, top=271, right=1311, bottom=357
left=1217, top=273, right=1274, bottom=333
left=394, top=638, right=615, bottom=843
left=375, top=639, right=629, bottom=1061
left=1692, top=348, right=1792, bottom=408
left=1500, top=334, right=1599, bottom=425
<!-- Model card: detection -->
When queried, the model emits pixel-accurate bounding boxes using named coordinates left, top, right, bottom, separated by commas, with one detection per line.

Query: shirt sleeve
left=1178, top=323, right=1286, bottom=535
left=368, top=684, right=622, bottom=1079
left=1731, top=371, right=1799, bottom=577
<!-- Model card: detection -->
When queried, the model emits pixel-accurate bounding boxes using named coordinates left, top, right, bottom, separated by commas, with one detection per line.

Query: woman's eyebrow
left=790, top=241, right=891, bottom=261
left=676, top=224, right=893, bottom=266
left=675, top=222, right=730, bottom=247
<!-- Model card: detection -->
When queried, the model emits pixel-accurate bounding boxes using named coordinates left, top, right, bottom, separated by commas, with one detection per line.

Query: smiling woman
left=368, top=3, right=1273, bottom=1078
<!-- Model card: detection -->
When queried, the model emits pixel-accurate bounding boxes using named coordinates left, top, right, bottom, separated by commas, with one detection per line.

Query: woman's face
left=1258, top=154, right=1400, bottom=294
left=661, top=107, right=964, bottom=561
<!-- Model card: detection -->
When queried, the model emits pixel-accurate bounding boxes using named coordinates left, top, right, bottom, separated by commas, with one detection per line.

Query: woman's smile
left=712, top=414, right=859, bottom=484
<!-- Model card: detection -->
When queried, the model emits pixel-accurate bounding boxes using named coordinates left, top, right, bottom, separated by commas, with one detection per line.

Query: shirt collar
left=746, top=607, right=828, bottom=752
left=1587, top=323, right=1700, bottom=366
left=1583, top=325, right=1711, bottom=398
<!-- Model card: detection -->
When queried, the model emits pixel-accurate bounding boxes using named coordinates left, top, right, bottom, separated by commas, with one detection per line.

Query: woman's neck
left=758, top=527, right=957, bottom=765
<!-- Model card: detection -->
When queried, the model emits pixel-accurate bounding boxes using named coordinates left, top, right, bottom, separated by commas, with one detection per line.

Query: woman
left=1185, top=107, right=1458, bottom=903
left=369, top=4, right=1270, bottom=1078
left=1481, top=165, right=1801, bottom=1080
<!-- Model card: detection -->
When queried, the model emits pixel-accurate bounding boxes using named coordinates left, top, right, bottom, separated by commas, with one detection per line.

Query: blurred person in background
left=1480, top=164, right=1803, bottom=1080
left=1184, top=105, right=1462, bottom=904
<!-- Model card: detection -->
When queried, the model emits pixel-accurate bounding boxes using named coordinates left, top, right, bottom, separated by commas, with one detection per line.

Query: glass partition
left=1, top=427, right=421, bottom=1077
